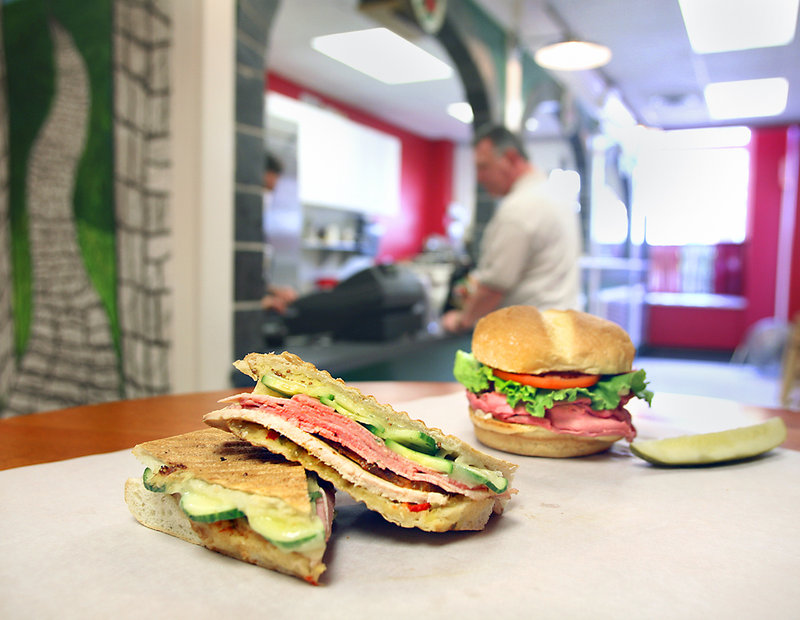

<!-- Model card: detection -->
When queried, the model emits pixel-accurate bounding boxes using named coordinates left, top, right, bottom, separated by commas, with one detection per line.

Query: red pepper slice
left=405, top=502, right=431, bottom=512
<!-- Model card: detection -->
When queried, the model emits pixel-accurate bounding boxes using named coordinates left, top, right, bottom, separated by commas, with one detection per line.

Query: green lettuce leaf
left=453, top=349, right=493, bottom=392
left=452, top=350, right=653, bottom=418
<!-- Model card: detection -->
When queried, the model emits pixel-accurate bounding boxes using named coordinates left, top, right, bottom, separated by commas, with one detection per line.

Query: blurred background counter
left=238, top=262, right=470, bottom=385
left=270, top=331, right=472, bottom=383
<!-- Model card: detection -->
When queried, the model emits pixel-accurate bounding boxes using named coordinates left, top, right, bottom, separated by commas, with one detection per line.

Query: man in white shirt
left=442, top=125, right=582, bottom=332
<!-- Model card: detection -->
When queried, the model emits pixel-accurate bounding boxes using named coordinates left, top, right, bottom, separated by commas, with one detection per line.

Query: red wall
left=645, top=124, right=800, bottom=350
left=646, top=305, right=745, bottom=350
left=744, top=128, right=786, bottom=326
left=789, top=127, right=800, bottom=320
left=267, top=72, right=453, bottom=261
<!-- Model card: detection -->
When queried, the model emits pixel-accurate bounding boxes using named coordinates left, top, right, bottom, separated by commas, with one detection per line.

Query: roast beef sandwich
left=204, top=352, right=517, bottom=533
left=453, top=305, right=653, bottom=457
left=125, top=428, right=334, bottom=584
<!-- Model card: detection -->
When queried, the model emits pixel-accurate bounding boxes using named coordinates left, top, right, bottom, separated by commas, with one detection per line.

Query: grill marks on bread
left=132, top=428, right=312, bottom=513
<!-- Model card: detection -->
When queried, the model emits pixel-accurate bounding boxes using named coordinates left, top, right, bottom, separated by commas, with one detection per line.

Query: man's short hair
left=473, top=124, right=529, bottom=160
left=265, top=152, right=283, bottom=175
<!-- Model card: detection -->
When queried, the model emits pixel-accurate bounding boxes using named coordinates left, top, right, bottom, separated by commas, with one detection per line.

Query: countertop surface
left=1, top=388, right=799, bottom=618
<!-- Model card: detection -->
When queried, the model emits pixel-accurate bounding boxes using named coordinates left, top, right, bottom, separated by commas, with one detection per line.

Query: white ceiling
left=267, top=0, right=800, bottom=143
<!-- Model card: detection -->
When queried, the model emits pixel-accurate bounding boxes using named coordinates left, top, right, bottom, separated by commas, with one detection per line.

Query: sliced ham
left=220, top=393, right=481, bottom=497
left=467, top=391, right=636, bottom=441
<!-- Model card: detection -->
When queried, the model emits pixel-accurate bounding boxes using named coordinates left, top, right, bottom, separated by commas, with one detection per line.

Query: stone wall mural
left=113, top=0, right=172, bottom=399
left=0, top=0, right=172, bottom=417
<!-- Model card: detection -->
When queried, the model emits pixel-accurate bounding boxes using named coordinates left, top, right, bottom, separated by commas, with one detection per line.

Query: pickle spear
left=630, top=418, right=787, bottom=466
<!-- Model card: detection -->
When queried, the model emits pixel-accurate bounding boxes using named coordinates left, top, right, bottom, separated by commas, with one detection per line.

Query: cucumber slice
left=380, top=428, right=437, bottom=454
left=247, top=513, right=324, bottom=550
left=318, top=393, right=337, bottom=407
left=142, top=467, right=166, bottom=493
left=179, top=490, right=246, bottom=522
left=451, top=462, right=509, bottom=493
left=361, top=422, right=437, bottom=454
left=384, top=439, right=454, bottom=474
left=259, top=374, right=298, bottom=397
left=630, top=417, right=787, bottom=466
left=359, top=421, right=387, bottom=436
left=317, top=393, right=388, bottom=433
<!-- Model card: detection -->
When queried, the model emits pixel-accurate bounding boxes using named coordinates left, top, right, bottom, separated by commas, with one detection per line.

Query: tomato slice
left=492, top=369, right=600, bottom=389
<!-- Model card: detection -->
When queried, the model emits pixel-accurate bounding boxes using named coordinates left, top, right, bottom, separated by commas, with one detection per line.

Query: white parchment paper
left=1, top=392, right=798, bottom=619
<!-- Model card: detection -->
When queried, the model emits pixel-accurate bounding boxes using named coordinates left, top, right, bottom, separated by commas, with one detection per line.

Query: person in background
left=261, top=152, right=297, bottom=313
left=441, top=124, right=582, bottom=332
left=263, top=152, right=283, bottom=193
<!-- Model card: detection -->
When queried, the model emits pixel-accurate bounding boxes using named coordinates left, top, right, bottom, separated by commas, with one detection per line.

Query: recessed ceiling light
left=534, top=40, right=612, bottom=71
left=679, top=0, right=799, bottom=53
left=447, top=102, right=473, bottom=124
left=704, top=77, right=789, bottom=119
left=311, top=27, right=453, bottom=84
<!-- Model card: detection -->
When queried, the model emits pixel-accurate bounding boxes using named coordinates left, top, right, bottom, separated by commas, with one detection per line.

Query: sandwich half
left=204, top=352, right=517, bottom=532
left=124, top=428, right=334, bottom=584
left=454, top=305, right=653, bottom=457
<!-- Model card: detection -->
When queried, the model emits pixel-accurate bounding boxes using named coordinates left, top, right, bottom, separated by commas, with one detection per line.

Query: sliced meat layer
left=218, top=393, right=490, bottom=499
left=468, top=391, right=636, bottom=441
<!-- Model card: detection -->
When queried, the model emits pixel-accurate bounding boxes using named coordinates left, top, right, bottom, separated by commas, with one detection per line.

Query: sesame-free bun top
left=472, top=305, right=634, bottom=375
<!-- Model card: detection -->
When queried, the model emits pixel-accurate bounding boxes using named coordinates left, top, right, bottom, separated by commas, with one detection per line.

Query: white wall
left=268, top=92, right=401, bottom=215
left=169, top=0, right=235, bottom=392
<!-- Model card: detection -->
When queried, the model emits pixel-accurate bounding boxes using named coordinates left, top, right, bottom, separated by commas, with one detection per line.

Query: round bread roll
left=472, top=305, right=634, bottom=375
left=469, top=409, right=621, bottom=458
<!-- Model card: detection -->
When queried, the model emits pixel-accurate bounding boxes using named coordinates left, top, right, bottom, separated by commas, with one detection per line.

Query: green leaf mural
left=2, top=0, right=119, bottom=360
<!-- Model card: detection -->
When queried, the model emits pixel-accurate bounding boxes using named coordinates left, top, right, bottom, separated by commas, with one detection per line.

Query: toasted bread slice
left=125, top=428, right=332, bottom=584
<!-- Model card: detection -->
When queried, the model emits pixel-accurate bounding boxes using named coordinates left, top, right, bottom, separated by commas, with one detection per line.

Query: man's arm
left=441, top=281, right=505, bottom=332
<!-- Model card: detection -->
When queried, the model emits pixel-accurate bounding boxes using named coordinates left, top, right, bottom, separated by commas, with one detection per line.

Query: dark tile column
left=232, top=0, right=279, bottom=380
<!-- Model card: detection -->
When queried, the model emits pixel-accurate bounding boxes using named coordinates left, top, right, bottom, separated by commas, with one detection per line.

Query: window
left=631, top=126, right=751, bottom=246
left=630, top=126, right=751, bottom=298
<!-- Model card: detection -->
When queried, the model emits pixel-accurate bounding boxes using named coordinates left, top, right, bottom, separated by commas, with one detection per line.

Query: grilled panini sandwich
left=124, top=428, right=334, bottom=584
left=204, top=352, right=517, bottom=532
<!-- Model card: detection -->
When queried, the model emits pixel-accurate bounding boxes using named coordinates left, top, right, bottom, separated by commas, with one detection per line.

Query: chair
left=781, top=313, right=800, bottom=409
left=732, top=317, right=790, bottom=376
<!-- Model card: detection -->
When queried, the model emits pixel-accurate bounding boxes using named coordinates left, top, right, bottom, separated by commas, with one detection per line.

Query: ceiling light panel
left=311, top=27, right=453, bottom=84
left=534, top=41, right=612, bottom=71
left=679, top=0, right=799, bottom=53
left=704, top=77, right=789, bottom=119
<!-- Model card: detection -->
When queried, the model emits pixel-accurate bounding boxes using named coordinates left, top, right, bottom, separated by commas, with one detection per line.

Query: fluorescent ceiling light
left=311, top=27, right=453, bottom=84
left=679, top=0, right=799, bottom=53
left=534, top=41, right=612, bottom=71
left=447, top=102, right=473, bottom=124
left=704, top=77, right=789, bottom=119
